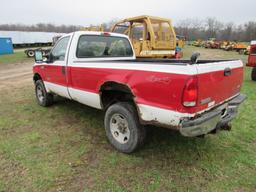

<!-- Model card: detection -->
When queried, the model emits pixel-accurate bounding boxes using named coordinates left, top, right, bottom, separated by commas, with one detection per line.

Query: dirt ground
left=0, top=61, right=33, bottom=90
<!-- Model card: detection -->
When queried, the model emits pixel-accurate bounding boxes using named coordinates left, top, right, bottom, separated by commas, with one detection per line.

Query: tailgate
left=196, top=60, right=244, bottom=111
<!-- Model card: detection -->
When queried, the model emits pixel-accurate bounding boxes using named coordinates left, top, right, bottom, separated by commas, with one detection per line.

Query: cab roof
left=65, top=31, right=130, bottom=39
left=117, top=15, right=172, bottom=23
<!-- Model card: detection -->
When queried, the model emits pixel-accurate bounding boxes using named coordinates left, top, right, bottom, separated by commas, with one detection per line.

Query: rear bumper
left=180, top=94, right=246, bottom=137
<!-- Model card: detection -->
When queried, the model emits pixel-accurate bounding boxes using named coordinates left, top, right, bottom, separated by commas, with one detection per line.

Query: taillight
left=182, top=76, right=198, bottom=107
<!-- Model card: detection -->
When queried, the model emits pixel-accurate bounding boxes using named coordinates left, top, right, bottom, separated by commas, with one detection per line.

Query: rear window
left=76, top=35, right=133, bottom=58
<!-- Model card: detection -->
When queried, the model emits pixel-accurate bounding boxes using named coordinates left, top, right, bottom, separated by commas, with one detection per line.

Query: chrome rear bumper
left=180, top=94, right=246, bottom=137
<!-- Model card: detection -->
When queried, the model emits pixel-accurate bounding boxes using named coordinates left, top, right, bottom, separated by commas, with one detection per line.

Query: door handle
left=61, top=66, right=66, bottom=75
left=224, top=68, right=232, bottom=76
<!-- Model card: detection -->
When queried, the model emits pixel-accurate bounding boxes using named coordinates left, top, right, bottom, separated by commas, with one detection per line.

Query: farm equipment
left=81, top=25, right=104, bottom=32
left=176, top=35, right=186, bottom=48
left=224, top=42, right=248, bottom=53
left=192, top=39, right=204, bottom=47
left=111, top=15, right=178, bottom=58
left=237, top=45, right=250, bottom=55
left=233, top=43, right=248, bottom=54
left=247, top=41, right=256, bottom=81
left=204, top=38, right=221, bottom=49
left=24, top=35, right=61, bottom=57
left=25, top=48, right=51, bottom=58
left=220, top=41, right=229, bottom=49
left=223, top=42, right=234, bottom=51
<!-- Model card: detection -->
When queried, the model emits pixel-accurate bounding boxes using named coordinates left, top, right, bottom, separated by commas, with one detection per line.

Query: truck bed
left=72, top=57, right=243, bottom=115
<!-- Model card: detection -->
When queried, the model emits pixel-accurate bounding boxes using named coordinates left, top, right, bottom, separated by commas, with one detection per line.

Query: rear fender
left=247, top=44, right=256, bottom=67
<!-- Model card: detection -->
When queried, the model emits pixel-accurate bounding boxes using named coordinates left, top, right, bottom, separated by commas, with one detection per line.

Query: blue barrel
left=0, top=37, right=13, bottom=55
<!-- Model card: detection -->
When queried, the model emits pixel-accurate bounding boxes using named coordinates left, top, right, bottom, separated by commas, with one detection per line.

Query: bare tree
left=175, top=18, right=206, bottom=40
left=205, top=18, right=223, bottom=39
left=0, top=18, right=256, bottom=41
left=221, top=22, right=234, bottom=40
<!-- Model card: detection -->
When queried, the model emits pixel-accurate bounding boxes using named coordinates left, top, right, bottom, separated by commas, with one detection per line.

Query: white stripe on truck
left=69, top=60, right=243, bottom=75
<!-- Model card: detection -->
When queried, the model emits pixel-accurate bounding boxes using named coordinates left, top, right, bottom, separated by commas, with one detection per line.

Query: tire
left=251, top=67, right=256, bottom=81
left=27, top=50, right=35, bottom=57
left=104, top=102, right=146, bottom=153
left=35, top=80, right=54, bottom=107
left=239, top=49, right=244, bottom=55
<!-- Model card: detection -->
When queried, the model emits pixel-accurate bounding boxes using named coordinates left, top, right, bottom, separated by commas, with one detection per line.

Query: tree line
left=0, top=23, right=82, bottom=33
left=175, top=18, right=256, bottom=41
left=0, top=18, right=255, bottom=41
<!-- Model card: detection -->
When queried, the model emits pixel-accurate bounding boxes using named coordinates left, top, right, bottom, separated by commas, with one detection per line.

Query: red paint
left=196, top=67, right=243, bottom=112
left=33, top=64, right=243, bottom=114
left=247, top=44, right=256, bottom=67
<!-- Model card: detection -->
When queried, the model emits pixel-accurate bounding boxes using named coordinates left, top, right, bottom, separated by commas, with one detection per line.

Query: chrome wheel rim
left=36, top=85, right=44, bottom=103
left=110, top=113, right=130, bottom=144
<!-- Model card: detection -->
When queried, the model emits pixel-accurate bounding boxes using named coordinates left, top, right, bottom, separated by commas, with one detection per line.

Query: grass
left=0, top=51, right=32, bottom=64
left=0, top=46, right=255, bottom=192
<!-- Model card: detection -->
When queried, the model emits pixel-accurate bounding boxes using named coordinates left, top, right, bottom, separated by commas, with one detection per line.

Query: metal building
left=0, top=37, right=13, bottom=55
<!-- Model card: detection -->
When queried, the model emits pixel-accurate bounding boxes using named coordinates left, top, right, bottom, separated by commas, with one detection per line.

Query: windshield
left=112, top=22, right=130, bottom=35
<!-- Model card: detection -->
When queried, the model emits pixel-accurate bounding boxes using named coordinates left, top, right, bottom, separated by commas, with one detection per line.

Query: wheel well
left=100, top=82, right=135, bottom=110
left=33, top=73, right=42, bottom=83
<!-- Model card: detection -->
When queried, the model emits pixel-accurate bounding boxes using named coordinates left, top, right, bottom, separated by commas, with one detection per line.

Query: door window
left=131, top=24, right=144, bottom=40
left=51, top=36, right=70, bottom=61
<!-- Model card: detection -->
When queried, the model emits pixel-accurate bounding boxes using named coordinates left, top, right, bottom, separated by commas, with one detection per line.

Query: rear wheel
left=104, top=102, right=146, bottom=153
left=251, top=67, right=256, bottom=81
left=27, top=50, right=35, bottom=57
left=35, top=80, right=54, bottom=107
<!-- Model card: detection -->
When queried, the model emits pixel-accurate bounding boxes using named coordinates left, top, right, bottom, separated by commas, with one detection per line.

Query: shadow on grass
left=53, top=96, right=214, bottom=161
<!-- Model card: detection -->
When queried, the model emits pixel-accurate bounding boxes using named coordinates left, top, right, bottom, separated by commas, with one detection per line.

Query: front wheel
left=251, top=67, right=256, bottom=81
left=104, top=102, right=146, bottom=153
left=35, top=80, right=54, bottom=107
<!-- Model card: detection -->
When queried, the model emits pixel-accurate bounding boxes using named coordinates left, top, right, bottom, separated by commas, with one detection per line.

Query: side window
left=131, top=23, right=144, bottom=41
left=76, top=35, right=133, bottom=58
left=51, top=36, right=70, bottom=61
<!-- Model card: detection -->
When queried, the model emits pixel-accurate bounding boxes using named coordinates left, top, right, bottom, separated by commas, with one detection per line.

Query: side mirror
left=34, top=51, right=43, bottom=63
left=35, top=51, right=52, bottom=63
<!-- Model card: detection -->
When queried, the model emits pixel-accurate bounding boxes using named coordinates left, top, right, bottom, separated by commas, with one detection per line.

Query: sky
left=0, top=0, right=255, bottom=26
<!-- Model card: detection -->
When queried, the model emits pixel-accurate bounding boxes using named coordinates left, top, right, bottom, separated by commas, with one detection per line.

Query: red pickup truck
left=247, top=40, right=256, bottom=81
left=33, top=31, right=246, bottom=153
